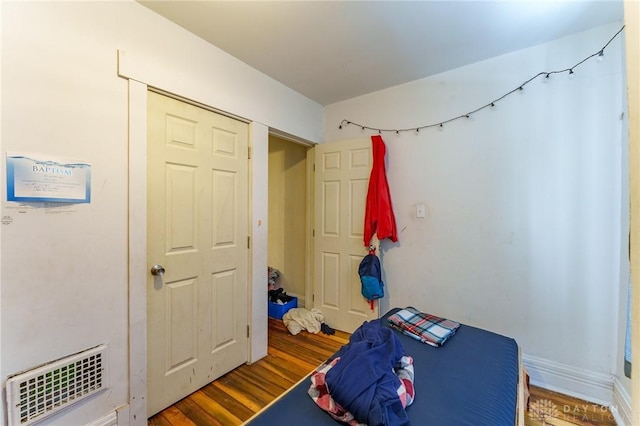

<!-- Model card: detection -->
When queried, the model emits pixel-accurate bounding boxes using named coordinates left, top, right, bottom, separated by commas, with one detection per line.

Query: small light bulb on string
left=543, top=73, right=550, bottom=83
left=597, top=50, right=604, bottom=63
left=568, top=69, right=575, bottom=80
left=439, top=123, right=444, bottom=131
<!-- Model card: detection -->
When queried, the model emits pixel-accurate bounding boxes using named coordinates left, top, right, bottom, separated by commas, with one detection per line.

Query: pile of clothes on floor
left=268, top=266, right=336, bottom=335
left=268, top=266, right=294, bottom=305
left=282, top=307, right=335, bottom=336
left=268, top=287, right=295, bottom=305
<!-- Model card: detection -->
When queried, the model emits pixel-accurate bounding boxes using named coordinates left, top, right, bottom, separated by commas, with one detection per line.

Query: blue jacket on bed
left=325, top=319, right=410, bottom=426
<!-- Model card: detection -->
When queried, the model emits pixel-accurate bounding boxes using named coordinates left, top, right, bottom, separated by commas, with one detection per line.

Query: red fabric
left=364, top=135, right=398, bottom=246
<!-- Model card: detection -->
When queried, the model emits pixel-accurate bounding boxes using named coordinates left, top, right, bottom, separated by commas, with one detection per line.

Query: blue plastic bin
left=268, top=296, right=297, bottom=319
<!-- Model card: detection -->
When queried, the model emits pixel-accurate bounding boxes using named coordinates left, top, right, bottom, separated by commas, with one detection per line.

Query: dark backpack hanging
left=359, top=248, right=384, bottom=308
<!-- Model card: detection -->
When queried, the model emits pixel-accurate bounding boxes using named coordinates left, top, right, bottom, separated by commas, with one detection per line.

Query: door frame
left=125, top=80, right=267, bottom=424
left=306, top=147, right=315, bottom=309
left=266, top=131, right=316, bottom=309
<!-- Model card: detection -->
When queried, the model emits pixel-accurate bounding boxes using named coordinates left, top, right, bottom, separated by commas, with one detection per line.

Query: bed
left=245, top=307, right=525, bottom=426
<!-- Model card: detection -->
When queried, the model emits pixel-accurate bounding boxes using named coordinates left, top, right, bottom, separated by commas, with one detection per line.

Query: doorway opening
left=267, top=135, right=310, bottom=310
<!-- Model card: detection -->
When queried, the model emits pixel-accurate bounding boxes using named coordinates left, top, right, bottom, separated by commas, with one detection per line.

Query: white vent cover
left=6, top=344, right=108, bottom=426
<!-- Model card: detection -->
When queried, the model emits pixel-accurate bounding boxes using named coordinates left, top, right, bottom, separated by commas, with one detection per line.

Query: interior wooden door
left=146, top=91, right=249, bottom=416
left=313, top=138, right=379, bottom=333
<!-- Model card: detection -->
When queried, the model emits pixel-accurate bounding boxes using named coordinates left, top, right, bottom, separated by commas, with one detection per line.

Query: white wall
left=1, top=2, right=131, bottom=424
left=0, top=1, right=322, bottom=425
left=325, top=23, right=627, bottom=404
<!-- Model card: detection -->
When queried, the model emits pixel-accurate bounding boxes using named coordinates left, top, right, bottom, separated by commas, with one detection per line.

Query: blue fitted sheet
left=245, top=308, right=519, bottom=426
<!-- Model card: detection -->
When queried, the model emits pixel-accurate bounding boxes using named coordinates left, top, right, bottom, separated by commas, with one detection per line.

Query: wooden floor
left=149, top=319, right=616, bottom=426
left=526, top=386, right=616, bottom=426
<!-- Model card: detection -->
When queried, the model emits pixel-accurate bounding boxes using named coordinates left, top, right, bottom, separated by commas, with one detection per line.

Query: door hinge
left=312, top=229, right=315, bottom=237
left=247, top=325, right=250, bottom=338
left=313, top=163, right=316, bottom=172
left=248, top=146, right=252, bottom=159
left=248, top=236, right=251, bottom=249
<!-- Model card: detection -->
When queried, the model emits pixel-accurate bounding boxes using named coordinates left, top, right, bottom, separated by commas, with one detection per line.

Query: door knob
left=151, top=264, right=165, bottom=276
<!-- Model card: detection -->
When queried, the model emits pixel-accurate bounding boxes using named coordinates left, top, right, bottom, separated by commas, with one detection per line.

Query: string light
left=338, top=25, right=624, bottom=135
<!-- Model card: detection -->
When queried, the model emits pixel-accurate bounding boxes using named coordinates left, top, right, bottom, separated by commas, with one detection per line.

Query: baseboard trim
left=86, top=411, right=118, bottom=426
left=522, top=354, right=612, bottom=406
left=611, top=376, right=632, bottom=426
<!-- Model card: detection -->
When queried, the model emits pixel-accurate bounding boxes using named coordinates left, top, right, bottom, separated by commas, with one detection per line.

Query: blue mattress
left=246, top=308, right=519, bottom=426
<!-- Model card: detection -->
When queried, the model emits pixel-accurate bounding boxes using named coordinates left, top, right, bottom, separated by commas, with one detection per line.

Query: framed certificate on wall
left=6, top=153, right=91, bottom=203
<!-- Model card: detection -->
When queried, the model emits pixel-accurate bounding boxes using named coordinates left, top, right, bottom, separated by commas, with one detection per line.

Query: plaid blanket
left=388, top=307, right=460, bottom=347
left=308, top=355, right=415, bottom=425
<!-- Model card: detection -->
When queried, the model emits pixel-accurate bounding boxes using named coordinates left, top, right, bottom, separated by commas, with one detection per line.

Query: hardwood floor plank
left=210, top=373, right=272, bottom=411
left=266, top=346, right=322, bottom=374
left=173, top=398, right=224, bottom=426
left=148, top=406, right=185, bottom=426
left=250, top=358, right=299, bottom=387
left=242, top=359, right=297, bottom=389
left=189, top=390, right=243, bottom=425
left=205, top=381, right=260, bottom=418
left=149, top=318, right=616, bottom=426
left=199, top=384, right=255, bottom=421
left=232, top=365, right=290, bottom=396
left=526, top=386, right=616, bottom=426
left=268, top=328, right=347, bottom=356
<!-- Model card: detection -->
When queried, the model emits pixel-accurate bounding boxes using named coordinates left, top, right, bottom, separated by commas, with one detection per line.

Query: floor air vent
left=6, top=344, right=108, bottom=426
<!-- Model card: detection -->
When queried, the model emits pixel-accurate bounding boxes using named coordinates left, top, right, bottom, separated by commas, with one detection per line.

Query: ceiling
left=139, top=0, right=624, bottom=106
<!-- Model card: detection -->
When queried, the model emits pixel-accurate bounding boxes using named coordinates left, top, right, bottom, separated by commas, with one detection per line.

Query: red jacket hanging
left=364, top=135, right=398, bottom=246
